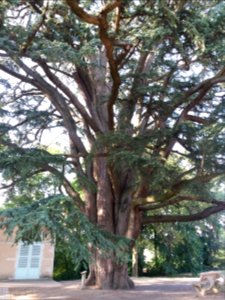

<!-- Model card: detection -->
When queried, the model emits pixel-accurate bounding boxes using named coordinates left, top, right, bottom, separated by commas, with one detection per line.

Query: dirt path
left=4, top=277, right=225, bottom=300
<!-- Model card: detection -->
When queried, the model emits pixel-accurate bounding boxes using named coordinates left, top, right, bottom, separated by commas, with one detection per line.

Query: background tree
left=138, top=215, right=225, bottom=276
left=0, top=0, right=225, bottom=289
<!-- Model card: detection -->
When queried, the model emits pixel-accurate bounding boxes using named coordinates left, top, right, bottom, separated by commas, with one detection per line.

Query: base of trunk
left=85, top=259, right=135, bottom=290
left=85, top=266, right=96, bottom=286
left=111, top=264, right=135, bottom=289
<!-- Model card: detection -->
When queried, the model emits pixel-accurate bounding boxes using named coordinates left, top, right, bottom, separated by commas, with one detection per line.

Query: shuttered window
left=15, top=243, right=42, bottom=279
left=17, top=245, right=29, bottom=268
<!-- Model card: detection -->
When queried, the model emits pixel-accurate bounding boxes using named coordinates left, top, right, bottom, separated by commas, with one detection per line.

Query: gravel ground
left=2, top=277, right=225, bottom=300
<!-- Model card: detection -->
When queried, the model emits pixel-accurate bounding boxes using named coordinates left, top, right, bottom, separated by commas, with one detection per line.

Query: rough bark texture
left=88, top=255, right=135, bottom=290
left=83, top=156, right=140, bottom=289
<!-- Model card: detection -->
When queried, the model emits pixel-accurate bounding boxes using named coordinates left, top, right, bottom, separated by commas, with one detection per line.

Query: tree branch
left=164, top=68, right=225, bottom=158
left=0, top=64, right=35, bottom=86
left=185, top=114, right=209, bottom=125
left=64, top=0, right=99, bottom=25
left=20, top=3, right=48, bottom=54
left=37, top=59, right=100, bottom=132
left=142, top=203, right=225, bottom=224
left=66, top=0, right=123, bottom=131
left=185, top=66, right=225, bottom=98
left=137, top=170, right=225, bottom=209
left=100, top=1, right=122, bottom=15
left=139, top=195, right=223, bottom=211
left=98, top=16, right=121, bottom=130
left=8, top=55, right=87, bottom=156
left=43, top=165, right=85, bottom=211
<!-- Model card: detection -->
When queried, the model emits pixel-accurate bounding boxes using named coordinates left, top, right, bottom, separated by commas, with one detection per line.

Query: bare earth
left=2, top=277, right=225, bottom=300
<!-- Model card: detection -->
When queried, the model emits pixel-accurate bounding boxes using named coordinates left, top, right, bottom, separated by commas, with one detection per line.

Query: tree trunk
left=86, top=253, right=135, bottom=289
left=84, top=157, right=142, bottom=289
left=84, top=205, right=142, bottom=289
left=154, top=229, right=159, bottom=268
left=132, top=246, right=139, bottom=277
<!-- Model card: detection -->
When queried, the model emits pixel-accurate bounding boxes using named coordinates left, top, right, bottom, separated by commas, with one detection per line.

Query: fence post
left=80, top=271, right=87, bottom=289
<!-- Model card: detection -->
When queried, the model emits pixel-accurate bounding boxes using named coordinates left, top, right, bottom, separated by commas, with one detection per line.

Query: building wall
left=40, top=241, right=55, bottom=278
left=0, top=230, right=55, bottom=280
left=0, top=232, right=17, bottom=279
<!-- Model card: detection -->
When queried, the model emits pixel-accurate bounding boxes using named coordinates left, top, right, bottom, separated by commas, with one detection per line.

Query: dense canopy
left=0, top=0, right=225, bottom=289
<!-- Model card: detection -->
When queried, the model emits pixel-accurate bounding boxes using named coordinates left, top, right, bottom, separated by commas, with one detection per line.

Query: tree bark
left=132, top=246, right=139, bottom=277
left=83, top=158, right=141, bottom=289
left=86, top=209, right=141, bottom=288
left=90, top=254, right=134, bottom=289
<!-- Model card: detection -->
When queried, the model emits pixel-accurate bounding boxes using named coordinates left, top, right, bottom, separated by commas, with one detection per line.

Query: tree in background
left=0, top=0, right=225, bottom=289
left=138, top=215, right=225, bottom=276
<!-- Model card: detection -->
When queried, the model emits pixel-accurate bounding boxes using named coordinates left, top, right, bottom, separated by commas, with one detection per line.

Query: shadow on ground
left=1, top=277, right=224, bottom=300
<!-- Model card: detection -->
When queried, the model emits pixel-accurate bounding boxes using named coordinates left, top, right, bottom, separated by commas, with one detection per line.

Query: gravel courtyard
left=1, top=277, right=224, bottom=300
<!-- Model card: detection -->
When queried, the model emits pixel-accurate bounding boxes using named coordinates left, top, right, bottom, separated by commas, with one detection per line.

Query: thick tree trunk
left=111, top=262, right=135, bottom=289
left=84, top=206, right=142, bottom=289
left=84, top=157, right=142, bottom=289
left=86, top=253, right=135, bottom=289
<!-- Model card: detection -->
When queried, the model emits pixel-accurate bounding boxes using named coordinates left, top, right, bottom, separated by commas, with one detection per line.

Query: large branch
left=164, top=69, right=225, bottom=158
left=137, top=166, right=194, bottom=201
left=0, top=64, right=36, bottom=86
left=142, top=203, right=225, bottom=224
left=98, top=16, right=121, bottom=130
left=162, top=172, right=225, bottom=201
left=136, top=170, right=225, bottom=207
left=185, top=114, right=209, bottom=125
left=65, top=0, right=121, bottom=24
left=37, top=60, right=101, bottom=133
left=8, top=55, right=87, bottom=156
left=118, top=52, right=154, bottom=131
left=185, top=66, right=225, bottom=98
left=3, top=55, right=88, bottom=166
left=139, top=195, right=223, bottom=211
left=65, top=0, right=123, bottom=131
left=64, top=0, right=99, bottom=25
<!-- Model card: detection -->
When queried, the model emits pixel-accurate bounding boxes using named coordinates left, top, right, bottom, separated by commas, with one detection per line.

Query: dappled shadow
left=10, top=289, right=39, bottom=300
left=7, top=278, right=225, bottom=300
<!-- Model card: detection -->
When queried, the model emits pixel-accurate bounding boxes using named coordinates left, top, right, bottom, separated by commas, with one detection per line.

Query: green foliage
left=4, top=175, right=55, bottom=207
left=0, top=194, right=130, bottom=264
left=0, top=147, right=65, bottom=180
left=53, top=247, right=88, bottom=281
left=53, top=229, right=89, bottom=281
left=139, top=216, right=224, bottom=276
left=92, top=132, right=148, bottom=171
